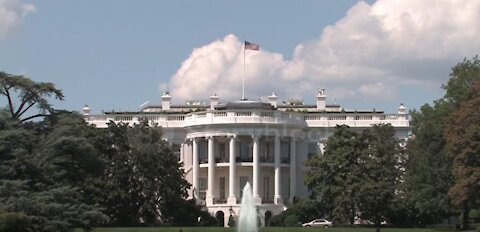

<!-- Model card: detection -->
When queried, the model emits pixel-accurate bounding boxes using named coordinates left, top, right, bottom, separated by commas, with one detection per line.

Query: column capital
left=228, top=134, right=238, bottom=139
left=251, top=134, right=260, bottom=141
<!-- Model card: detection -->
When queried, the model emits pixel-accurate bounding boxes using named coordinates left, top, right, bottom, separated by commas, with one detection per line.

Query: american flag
left=244, top=41, right=260, bottom=50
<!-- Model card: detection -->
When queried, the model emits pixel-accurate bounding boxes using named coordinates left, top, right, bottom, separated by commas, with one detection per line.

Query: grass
left=78, top=227, right=467, bottom=232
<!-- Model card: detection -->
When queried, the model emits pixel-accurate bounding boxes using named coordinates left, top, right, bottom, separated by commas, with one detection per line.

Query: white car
left=302, top=219, right=333, bottom=228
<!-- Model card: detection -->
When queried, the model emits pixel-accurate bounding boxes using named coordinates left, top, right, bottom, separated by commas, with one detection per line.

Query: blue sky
left=1, top=0, right=479, bottom=114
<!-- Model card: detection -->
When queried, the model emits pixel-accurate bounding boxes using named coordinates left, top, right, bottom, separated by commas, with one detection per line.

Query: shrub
left=270, top=211, right=287, bottom=226
left=470, top=209, right=480, bottom=223
left=198, top=211, right=218, bottom=227
left=284, top=214, right=300, bottom=227
left=476, top=225, right=480, bottom=232
left=228, top=215, right=235, bottom=227
left=0, top=212, right=31, bottom=232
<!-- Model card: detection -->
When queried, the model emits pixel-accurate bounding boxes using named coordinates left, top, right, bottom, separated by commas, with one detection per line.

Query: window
left=199, top=178, right=207, bottom=200
left=240, top=141, right=252, bottom=162
left=281, top=142, right=290, bottom=163
left=263, top=177, right=270, bottom=199
left=219, top=177, right=226, bottom=200
left=285, top=177, right=290, bottom=198
left=172, top=144, right=181, bottom=162
left=219, top=143, right=226, bottom=162
left=263, top=142, right=273, bottom=162
left=307, top=142, right=318, bottom=159
left=239, top=176, right=249, bottom=198
left=199, top=142, right=208, bottom=163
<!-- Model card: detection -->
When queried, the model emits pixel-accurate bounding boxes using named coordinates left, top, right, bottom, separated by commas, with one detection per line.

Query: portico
left=189, top=134, right=298, bottom=206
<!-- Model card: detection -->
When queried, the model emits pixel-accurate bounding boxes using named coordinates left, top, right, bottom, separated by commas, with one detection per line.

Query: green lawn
left=79, top=228, right=466, bottom=232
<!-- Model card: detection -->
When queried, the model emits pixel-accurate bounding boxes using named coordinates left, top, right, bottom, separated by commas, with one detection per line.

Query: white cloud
left=0, top=0, right=35, bottom=38
left=164, top=0, right=480, bottom=107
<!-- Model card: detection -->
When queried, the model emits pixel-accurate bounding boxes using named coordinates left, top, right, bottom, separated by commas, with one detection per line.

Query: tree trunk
left=375, top=219, right=381, bottom=232
left=349, top=203, right=355, bottom=225
left=462, top=202, right=469, bottom=230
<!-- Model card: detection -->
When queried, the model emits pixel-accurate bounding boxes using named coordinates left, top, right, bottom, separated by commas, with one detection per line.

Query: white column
left=274, top=136, right=283, bottom=204
left=227, top=135, right=237, bottom=205
left=252, top=135, right=261, bottom=204
left=319, top=140, right=326, bottom=156
left=192, top=138, right=199, bottom=199
left=206, top=136, right=215, bottom=205
left=289, top=137, right=296, bottom=203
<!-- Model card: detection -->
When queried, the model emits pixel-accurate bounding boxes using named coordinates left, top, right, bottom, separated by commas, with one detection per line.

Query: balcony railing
left=85, top=110, right=408, bottom=128
left=260, top=156, right=274, bottom=163
left=214, top=198, right=227, bottom=204
left=237, top=157, right=253, bottom=162
left=262, top=198, right=274, bottom=204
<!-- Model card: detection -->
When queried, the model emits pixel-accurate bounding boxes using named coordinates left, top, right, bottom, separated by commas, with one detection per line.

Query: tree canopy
left=306, top=125, right=364, bottom=224
left=306, top=124, right=402, bottom=232
left=407, top=56, right=480, bottom=229
left=0, top=72, right=64, bottom=122
left=0, top=72, right=203, bottom=230
left=97, top=120, right=190, bottom=226
left=403, top=102, right=454, bottom=225
left=444, top=82, right=480, bottom=230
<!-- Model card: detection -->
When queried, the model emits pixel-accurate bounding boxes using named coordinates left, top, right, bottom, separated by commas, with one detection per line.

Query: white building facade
left=83, top=91, right=409, bottom=226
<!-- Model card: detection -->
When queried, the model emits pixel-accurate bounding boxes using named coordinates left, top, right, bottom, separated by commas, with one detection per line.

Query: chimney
left=210, top=94, right=219, bottom=110
left=398, top=103, right=407, bottom=120
left=398, top=103, right=406, bottom=114
left=82, top=105, right=91, bottom=116
left=268, top=92, right=278, bottom=108
left=316, top=89, right=326, bottom=110
left=161, top=92, right=171, bottom=110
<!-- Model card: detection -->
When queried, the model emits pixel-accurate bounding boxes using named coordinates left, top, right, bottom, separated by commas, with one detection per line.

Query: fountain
left=237, top=182, right=258, bottom=232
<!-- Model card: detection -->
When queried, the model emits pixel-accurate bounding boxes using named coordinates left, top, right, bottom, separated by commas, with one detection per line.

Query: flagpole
left=243, top=41, right=246, bottom=100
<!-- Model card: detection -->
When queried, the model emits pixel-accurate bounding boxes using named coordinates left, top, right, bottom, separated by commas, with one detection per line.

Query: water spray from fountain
left=238, top=182, right=258, bottom=232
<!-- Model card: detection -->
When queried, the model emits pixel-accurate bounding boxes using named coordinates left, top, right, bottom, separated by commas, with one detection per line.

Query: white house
left=83, top=91, right=409, bottom=226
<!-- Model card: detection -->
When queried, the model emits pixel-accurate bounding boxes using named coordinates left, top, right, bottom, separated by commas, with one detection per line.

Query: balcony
left=236, top=157, right=253, bottom=162
left=262, top=198, right=274, bottom=204
left=260, top=156, right=274, bottom=163
left=281, top=157, right=290, bottom=164
left=85, top=109, right=307, bottom=128
left=304, top=113, right=409, bottom=127
left=214, top=198, right=227, bottom=204
left=199, top=157, right=229, bottom=164
left=85, top=109, right=408, bottom=129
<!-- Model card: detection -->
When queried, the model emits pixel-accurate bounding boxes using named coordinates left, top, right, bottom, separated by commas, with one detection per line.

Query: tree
left=402, top=56, right=480, bottom=228
left=441, top=56, right=480, bottom=230
left=98, top=120, right=189, bottom=226
left=35, top=112, right=105, bottom=187
left=0, top=111, right=105, bottom=232
left=444, top=82, right=480, bottom=230
left=306, top=125, right=364, bottom=224
left=0, top=72, right=64, bottom=122
left=403, top=102, right=454, bottom=225
left=357, top=124, right=402, bottom=232
left=0, top=212, right=31, bottom=232
left=443, top=56, right=480, bottom=107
